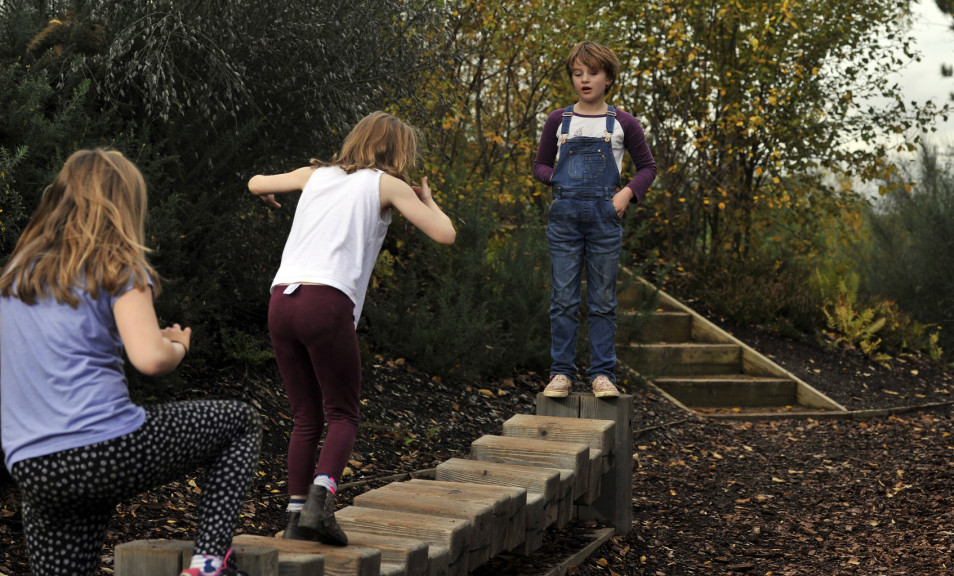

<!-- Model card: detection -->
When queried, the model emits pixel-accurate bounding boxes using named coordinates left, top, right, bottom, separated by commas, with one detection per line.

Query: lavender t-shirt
left=1, top=281, right=146, bottom=470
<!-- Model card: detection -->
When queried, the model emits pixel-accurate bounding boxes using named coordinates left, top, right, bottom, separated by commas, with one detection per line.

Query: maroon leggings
left=268, top=284, right=361, bottom=496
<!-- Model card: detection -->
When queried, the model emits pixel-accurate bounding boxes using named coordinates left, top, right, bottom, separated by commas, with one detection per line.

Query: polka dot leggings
left=9, top=400, right=262, bottom=576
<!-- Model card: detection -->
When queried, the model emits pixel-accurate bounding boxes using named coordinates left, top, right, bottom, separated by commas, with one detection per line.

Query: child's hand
left=612, top=187, right=635, bottom=217
left=411, top=176, right=433, bottom=203
left=162, top=323, right=192, bottom=354
left=260, top=193, right=282, bottom=208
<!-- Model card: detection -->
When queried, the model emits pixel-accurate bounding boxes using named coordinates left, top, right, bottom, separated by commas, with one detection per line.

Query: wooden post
left=114, top=540, right=193, bottom=575
left=535, top=392, right=634, bottom=535
left=114, top=540, right=279, bottom=576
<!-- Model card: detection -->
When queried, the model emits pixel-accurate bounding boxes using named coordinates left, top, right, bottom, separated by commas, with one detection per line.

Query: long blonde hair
left=312, top=111, right=421, bottom=182
left=0, top=148, right=159, bottom=306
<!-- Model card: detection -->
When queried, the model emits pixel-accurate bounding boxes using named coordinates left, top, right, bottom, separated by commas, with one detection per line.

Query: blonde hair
left=566, top=41, right=621, bottom=90
left=312, top=111, right=420, bottom=181
left=0, top=148, right=159, bottom=307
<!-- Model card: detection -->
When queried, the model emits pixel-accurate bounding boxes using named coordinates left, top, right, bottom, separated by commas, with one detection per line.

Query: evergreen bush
left=363, top=196, right=551, bottom=382
left=861, top=143, right=954, bottom=353
left=682, top=252, right=820, bottom=335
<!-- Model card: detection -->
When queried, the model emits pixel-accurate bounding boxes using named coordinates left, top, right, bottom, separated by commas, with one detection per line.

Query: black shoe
left=282, top=511, right=310, bottom=540
left=298, top=484, right=349, bottom=546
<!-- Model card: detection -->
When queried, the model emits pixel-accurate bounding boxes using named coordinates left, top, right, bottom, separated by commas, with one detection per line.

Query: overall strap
left=560, top=104, right=575, bottom=143
left=604, top=105, right=617, bottom=142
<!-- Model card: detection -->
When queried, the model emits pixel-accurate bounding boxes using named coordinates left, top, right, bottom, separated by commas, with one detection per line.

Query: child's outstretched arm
left=248, top=166, right=315, bottom=208
left=380, top=174, right=456, bottom=245
left=114, top=287, right=192, bottom=377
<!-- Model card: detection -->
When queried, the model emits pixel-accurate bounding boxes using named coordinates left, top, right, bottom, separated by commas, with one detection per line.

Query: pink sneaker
left=543, top=374, right=573, bottom=397
left=591, top=375, right=619, bottom=398
left=179, top=549, right=246, bottom=576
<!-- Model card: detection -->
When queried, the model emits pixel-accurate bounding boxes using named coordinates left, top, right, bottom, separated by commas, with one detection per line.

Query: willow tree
left=605, top=0, right=943, bottom=261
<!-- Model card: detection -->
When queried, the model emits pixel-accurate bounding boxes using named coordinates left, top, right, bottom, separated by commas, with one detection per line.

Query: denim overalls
left=546, top=104, right=623, bottom=384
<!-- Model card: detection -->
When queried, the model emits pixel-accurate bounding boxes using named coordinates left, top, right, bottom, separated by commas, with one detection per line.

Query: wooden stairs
left=617, top=274, right=846, bottom=417
left=114, top=394, right=633, bottom=576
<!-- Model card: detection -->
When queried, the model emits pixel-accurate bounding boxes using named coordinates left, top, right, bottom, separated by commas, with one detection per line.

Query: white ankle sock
left=287, top=496, right=306, bottom=513
left=313, top=474, right=337, bottom=494
left=188, top=554, right=224, bottom=574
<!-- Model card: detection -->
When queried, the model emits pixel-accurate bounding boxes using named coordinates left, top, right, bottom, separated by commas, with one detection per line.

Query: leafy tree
left=604, top=0, right=943, bottom=262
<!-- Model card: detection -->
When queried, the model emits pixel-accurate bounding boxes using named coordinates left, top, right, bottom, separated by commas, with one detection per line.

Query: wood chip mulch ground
left=2, top=325, right=954, bottom=576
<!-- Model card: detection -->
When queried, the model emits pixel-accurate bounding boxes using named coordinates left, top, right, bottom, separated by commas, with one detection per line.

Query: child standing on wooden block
left=0, top=149, right=263, bottom=576
left=533, top=41, right=657, bottom=399
left=249, top=111, right=456, bottom=546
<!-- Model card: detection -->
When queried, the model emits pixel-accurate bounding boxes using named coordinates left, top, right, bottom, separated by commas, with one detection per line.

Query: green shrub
left=682, top=252, right=820, bottom=334
left=220, top=327, right=275, bottom=369
left=860, top=143, right=954, bottom=354
left=363, top=196, right=551, bottom=382
left=0, top=144, right=27, bottom=256
left=813, top=266, right=941, bottom=362
left=818, top=273, right=891, bottom=366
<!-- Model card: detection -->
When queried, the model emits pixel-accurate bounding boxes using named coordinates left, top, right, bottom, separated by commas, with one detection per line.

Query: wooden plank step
left=272, top=526, right=428, bottom=576
left=501, top=414, right=615, bottom=455
left=434, top=458, right=554, bottom=553
left=351, top=485, right=493, bottom=568
left=470, top=434, right=588, bottom=504
left=334, top=506, right=472, bottom=576
left=626, top=311, right=693, bottom=343
left=653, top=375, right=798, bottom=408
left=336, top=532, right=429, bottom=576
left=114, top=540, right=192, bottom=576
left=615, top=281, right=661, bottom=310
left=115, top=539, right=278, bottom=576
left=234, top=534, right=382, bottom=576
left=501, top=414, right=615, bottom=504
left=406, top=479, right=527, bottom=553
left=276, top=552, right=324, bottom=576
left=354, top=479, right=525, bottom=557
left=434, top=458, right=560, bottom=503
left=621, top=343, right=742, bottom=377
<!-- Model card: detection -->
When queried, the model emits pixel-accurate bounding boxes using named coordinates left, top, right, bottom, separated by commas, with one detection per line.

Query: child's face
left=570, top=61, right=612, bottom=105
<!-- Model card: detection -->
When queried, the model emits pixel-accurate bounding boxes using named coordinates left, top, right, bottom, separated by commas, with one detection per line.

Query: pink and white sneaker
left=179, top=549, right=247, bottom=576
left=543, top=374, right=573, bottom=397
left=591, top=375, right=620, bottom=398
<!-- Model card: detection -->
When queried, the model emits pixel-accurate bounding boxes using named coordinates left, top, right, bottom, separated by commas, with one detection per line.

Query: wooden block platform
left=334, top=506, right=472, bottom=576
left=434, top=458, right=557, bottom=552
left=115, top=539, right=279, bottom=576
left=334, top=532, right=429, bottom=576
left=354, top=478, right=525, bottom=558
left=111, top=394, right=634, bottom=574
left=352, top=486, right=493, bottom=568
left=470, top=434, right=588, bottom=504
left=536, top=393, right=635, bottom=535
left=501, top=414, right=616, bottom=456
left=233, top=534, right=381, bottom=576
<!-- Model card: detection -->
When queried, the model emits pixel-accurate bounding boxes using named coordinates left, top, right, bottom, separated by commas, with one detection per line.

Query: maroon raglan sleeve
left=532, top=109, right=565, bottom=185
left=617, top=110, right=657, bottom=203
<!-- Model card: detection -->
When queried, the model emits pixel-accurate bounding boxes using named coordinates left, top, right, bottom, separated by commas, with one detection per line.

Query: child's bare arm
left=380, top=174, right=456, bottom=245
left=114, top=287, right=191, bottom=376
left=248, top=166, right=315, bottom=208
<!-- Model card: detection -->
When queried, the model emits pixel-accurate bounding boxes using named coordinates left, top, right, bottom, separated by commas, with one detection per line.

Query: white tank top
left=270, top=167, right=391, bottom=326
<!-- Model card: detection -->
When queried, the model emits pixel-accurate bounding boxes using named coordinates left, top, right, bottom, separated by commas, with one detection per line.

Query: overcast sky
left=904, top=0, right=954, bottom=143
